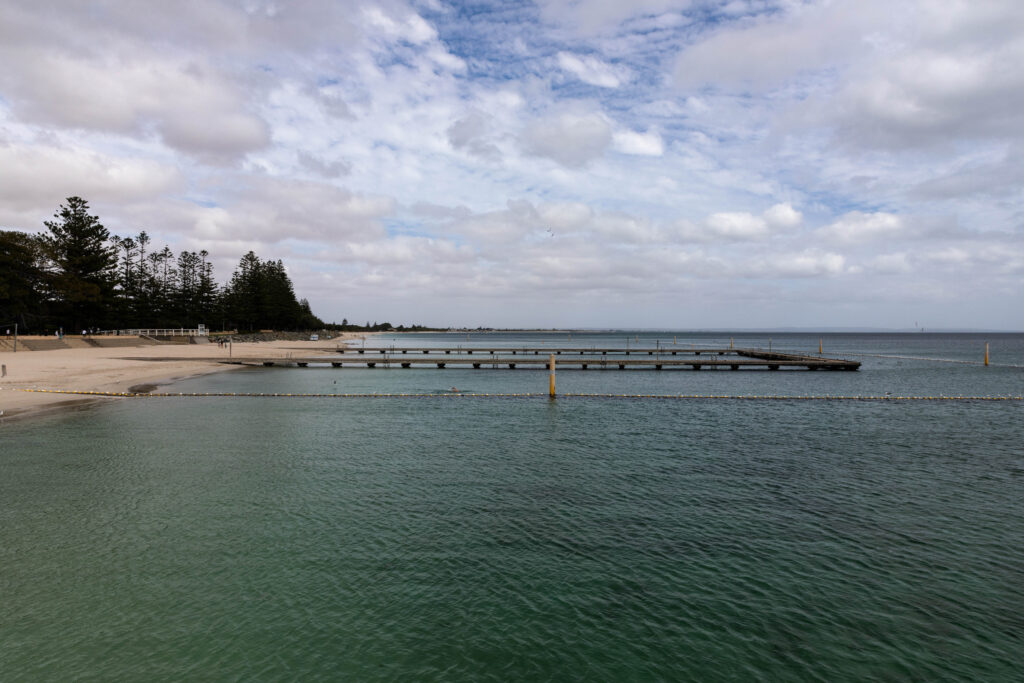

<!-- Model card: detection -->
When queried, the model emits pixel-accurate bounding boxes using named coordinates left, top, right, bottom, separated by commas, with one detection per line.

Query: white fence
left=96, top=326, right=208, bottom=337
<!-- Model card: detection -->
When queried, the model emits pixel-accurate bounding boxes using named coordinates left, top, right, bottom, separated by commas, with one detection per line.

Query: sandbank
left=0, top=334, right=369, bottom=422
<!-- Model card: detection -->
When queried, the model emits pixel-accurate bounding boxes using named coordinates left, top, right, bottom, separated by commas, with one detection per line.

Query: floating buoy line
left=845, top=352, right=1024, bottom=368
left=6, top=388, right=1022, bottom=401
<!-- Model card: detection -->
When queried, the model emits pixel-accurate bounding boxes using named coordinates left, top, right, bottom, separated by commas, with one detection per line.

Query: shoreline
left=0, top=333, right=369, bottom=423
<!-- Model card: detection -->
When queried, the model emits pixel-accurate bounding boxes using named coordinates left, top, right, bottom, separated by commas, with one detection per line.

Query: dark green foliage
left=5, top=197, right=430, bottom=333
left=0, top=230, right=49, bottom=330
left=110, top=230, right=222, bottom=327
left=42, top=197, right=118, bottom=330
left=220, top=252, right=325, bottom=331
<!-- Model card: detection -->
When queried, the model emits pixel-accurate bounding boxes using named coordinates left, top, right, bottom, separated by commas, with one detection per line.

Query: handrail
left=95, top=328, right=208, bottom=336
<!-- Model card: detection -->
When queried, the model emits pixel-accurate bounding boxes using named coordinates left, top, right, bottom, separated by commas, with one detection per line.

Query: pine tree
left=0, top=230, right=48, bottom=330
left=41, top=197, right=117, bottom=331
left=223, top=251, right=262, bottom=331
left=30, top=198, right=327, bottom=332
left=196, top=250, right=218, bottom=324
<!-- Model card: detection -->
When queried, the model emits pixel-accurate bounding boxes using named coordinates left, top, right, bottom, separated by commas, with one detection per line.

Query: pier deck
left=142, top=347, right=858, bottom=371
left=323, top=346, right=860, bottom=371
left=346, top=345, right=777, bottom=356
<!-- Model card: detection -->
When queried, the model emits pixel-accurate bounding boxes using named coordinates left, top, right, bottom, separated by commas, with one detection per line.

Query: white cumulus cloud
left=612, top=129, right=664, bottom=156
left=819, top=212, right=904, bottom=244
left=557, top=52, right=629, bottom=88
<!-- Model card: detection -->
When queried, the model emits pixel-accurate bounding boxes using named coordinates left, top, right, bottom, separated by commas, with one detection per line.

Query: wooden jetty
left=145, top=346, right=858, bottom=371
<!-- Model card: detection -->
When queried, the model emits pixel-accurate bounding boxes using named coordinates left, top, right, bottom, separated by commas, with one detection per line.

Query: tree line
left=1, top=197, right=324, bottom=333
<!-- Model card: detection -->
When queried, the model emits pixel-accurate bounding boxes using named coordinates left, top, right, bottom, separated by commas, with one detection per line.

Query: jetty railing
left=95, top=327, right=208, bottom=337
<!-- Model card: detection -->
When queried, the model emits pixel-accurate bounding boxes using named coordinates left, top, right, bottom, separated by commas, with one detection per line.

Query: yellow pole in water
left=549, top=354, right=556, bottom=397
left=819, top=338, right=823, bottom=355
left=730, top=337, right=734, bottom=349
left=985, top=342, right=989, bottom=366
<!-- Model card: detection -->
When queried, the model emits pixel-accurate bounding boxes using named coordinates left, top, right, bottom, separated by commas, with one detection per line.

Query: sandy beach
left=0, top=334, right=369, bottom=421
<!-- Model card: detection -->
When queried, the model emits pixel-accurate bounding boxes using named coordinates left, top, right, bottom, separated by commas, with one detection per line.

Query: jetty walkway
left=140, top=347, right=860, bottom=371
left=330, top=346, right=860, bottom=371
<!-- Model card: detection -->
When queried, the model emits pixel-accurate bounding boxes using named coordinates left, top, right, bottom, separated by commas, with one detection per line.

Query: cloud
left=305, top=84, right=354, bottom=120
left=673, top=1, right=877, bottom=89
left=187, top=178, right=394, bottom=245
left=868, top=252, right=912, bottom=274
left=1, top=0, right=1021, bottom=327
left=612, top=129, right=664, bottom=156
left=557, top=52, right=629, bottom=88
left=0, top=52, right=270, bottom=162
left=342, top=235, right=473, bottom=266
left=674, top=203, right=802, bottom=242
left=537, top=0, right=693, bottom=34
left=923, top=246, right=970, bottom=265
left=818, top=44, right=1024, bottom=151
left=538, top=202, right=594, bottom=231
left=909, top=147, right=1024, bottom=199
left=445, top=200, right=540, bottom=246
left=706, top=211, right=771, bottom=239
left=447, top=110, right=502, bottom=161
left=361, top=6, right=437, bottom=44
left=297, top=150, right=351, bottom=178
left=818, top=212, right=904, bottom=245
left=745, top=249, right=846, bottom=279
left=0, top=142, right=182, bottom=225
left=521, top=111, right=612, bottom=166
left=409, top=202, right=472, bottom=220
left=763, top=203, right=802, bottom=228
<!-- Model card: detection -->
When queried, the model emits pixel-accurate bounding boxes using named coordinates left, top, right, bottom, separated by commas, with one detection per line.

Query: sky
left=1, top=0, right=1022, bottom=329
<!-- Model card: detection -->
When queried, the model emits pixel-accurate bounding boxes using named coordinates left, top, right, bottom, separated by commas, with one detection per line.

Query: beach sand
left=0, top=334, right=369, bottom=421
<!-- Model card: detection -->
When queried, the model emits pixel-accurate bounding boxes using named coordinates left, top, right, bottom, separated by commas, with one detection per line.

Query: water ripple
left=2, top=344, right=1024, bottom=680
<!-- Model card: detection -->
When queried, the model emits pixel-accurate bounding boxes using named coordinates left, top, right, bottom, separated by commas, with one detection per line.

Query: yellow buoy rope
left=6, top=388, right=1022, bottom=401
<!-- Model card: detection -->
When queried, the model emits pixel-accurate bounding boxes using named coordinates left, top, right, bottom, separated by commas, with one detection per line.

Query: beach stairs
left=149, top=335, right=192, bottom=345
left=83, top=336, right=158, bottom=348
left=0, top=338, right=15, bottom=352
left=189, top=335, right=211, bottom=344
left=18, top=338, right=70, bottom=351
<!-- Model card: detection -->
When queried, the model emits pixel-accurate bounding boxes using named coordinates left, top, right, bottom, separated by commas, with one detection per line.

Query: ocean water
left=2, top=332, right=1022, bottom=680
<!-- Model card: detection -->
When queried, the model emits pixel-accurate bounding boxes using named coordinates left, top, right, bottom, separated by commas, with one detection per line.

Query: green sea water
left=2, top=332, right=1023, bottom=680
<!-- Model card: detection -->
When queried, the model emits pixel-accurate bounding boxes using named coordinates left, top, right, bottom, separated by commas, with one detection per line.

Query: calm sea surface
left=2, top=332, right=1023, bottom=680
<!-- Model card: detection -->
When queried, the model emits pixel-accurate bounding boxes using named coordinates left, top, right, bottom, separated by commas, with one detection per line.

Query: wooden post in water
left=549, top=354, right=556, bottom=397
left=730, top=337, right=734, bottom=349
left=985, top=342, right=989, bottom=366
left=819, top=338, right=823, bottom=355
